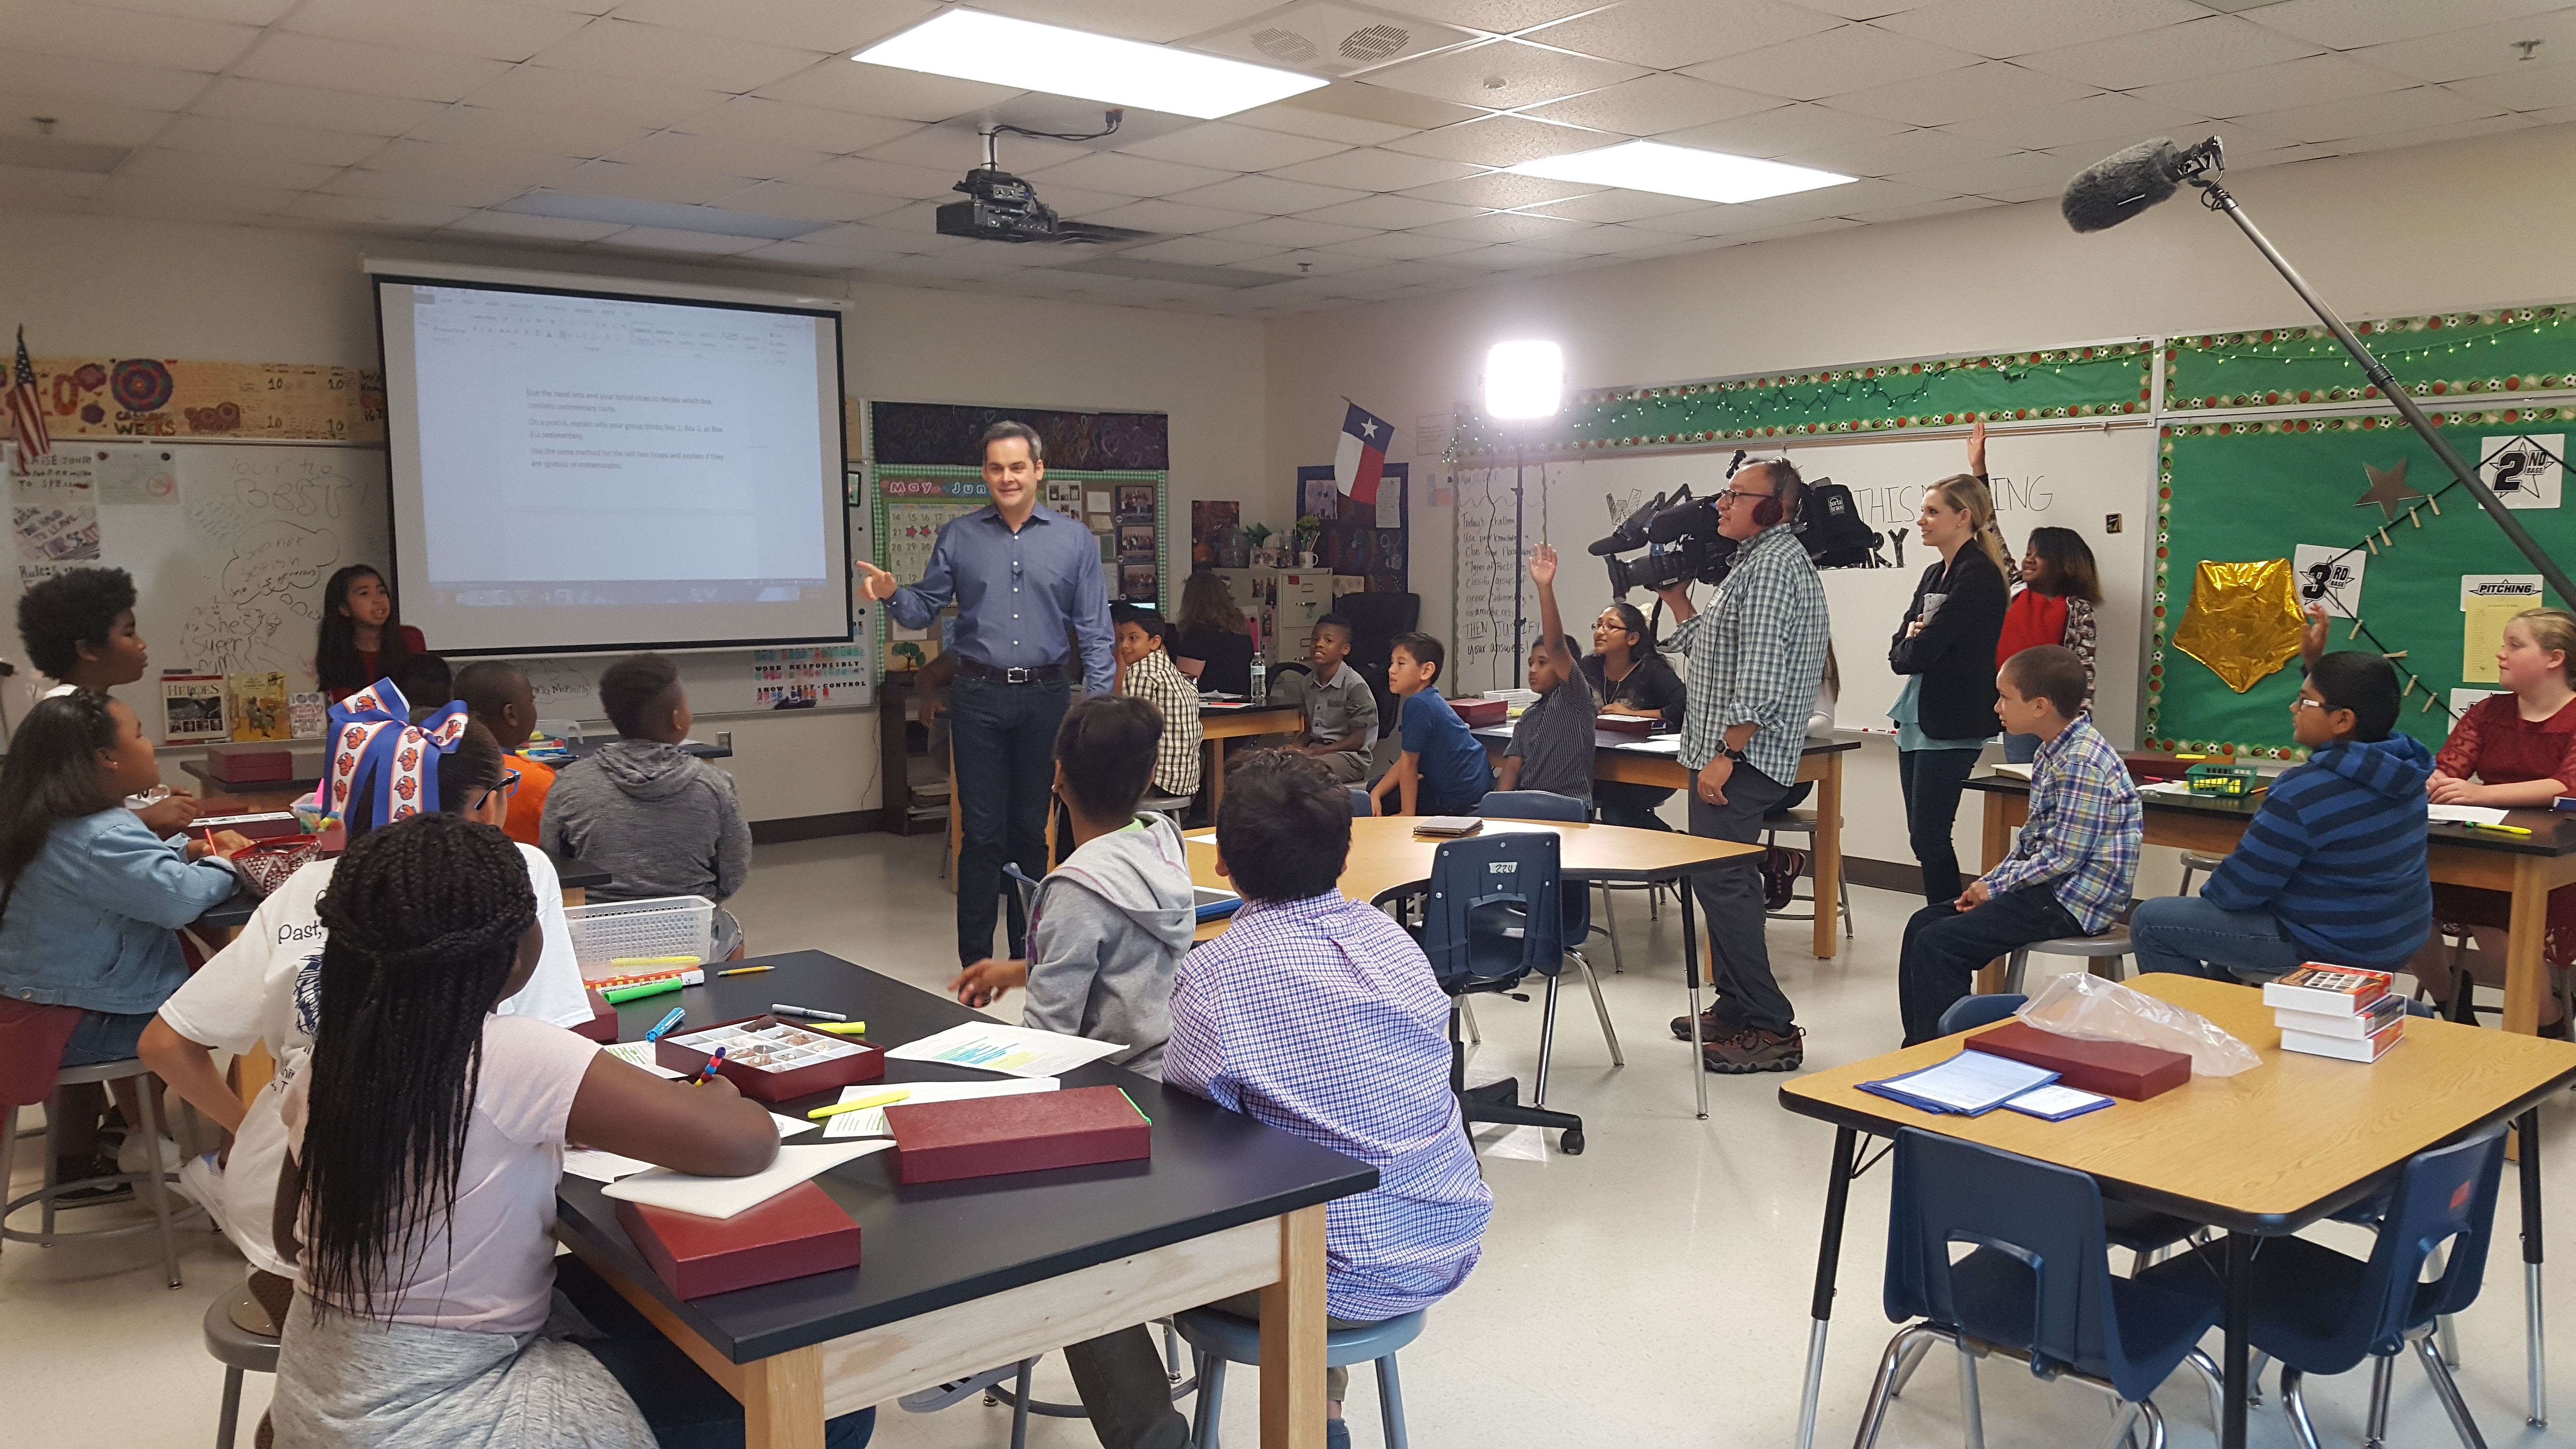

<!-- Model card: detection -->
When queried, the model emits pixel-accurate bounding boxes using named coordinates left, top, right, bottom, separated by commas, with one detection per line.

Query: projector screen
left=375, top=277, right=850, bottom=655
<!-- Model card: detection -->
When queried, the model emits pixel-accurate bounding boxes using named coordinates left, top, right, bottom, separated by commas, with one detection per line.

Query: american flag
left=8, top=327, right=50, bottom=475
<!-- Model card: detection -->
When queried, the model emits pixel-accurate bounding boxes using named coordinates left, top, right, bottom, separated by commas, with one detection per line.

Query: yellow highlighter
left=808, top=1088, right=912, bottom=1121
left=810, top=1020, right=869, bottom=1036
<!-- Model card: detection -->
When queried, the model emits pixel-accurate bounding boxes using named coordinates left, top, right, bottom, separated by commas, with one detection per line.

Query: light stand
left=1512, top=442, right=1527, bottom=688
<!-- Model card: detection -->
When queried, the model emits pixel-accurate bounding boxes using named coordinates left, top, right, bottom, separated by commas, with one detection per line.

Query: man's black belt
left=955, top=657, right=1070, bottom=684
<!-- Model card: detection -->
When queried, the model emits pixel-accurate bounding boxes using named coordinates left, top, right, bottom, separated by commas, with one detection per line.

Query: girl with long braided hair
left=269, top=814, right=870, bottom=1449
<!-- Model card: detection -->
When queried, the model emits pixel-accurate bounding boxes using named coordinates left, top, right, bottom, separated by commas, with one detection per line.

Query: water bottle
left=1249, top=654, right=1268, bottom=705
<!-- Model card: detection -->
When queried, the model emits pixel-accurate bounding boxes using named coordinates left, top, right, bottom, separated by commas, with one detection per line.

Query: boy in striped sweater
left=2132, top=651, right=2432, bottom=983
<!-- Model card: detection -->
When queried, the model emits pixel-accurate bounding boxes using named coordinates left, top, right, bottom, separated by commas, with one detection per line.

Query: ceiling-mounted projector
left=935, top=114, right=1154, bottom=246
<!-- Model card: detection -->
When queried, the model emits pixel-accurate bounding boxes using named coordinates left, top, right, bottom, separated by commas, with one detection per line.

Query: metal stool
left=985, top=1323, right=1193, bottom=1449
left=2175, top=851, right=2228, bottom=896
left=2001, top=927, right=2133, bottom=994
left=1761, top=806, right=1852, bottom=939
left=204, top=1279, right=282, bottom=1449
left=1176, top=1306, right=1425, bottom=1449
left=1140, top=792, right=1195, bottom=827
left=0, top=1057, right=198, bottom=1288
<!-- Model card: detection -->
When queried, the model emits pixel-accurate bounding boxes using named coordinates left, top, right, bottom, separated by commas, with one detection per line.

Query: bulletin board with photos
left=1295, top=463, right=1409, bottom=594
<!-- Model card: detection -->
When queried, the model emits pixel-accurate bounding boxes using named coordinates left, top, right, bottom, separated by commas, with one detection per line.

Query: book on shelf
left=2261, top=964, right=2393, bottom=1016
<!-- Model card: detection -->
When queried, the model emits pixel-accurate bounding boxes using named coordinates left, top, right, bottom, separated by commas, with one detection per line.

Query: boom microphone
left=2061, top=138, right=2181, bottom=232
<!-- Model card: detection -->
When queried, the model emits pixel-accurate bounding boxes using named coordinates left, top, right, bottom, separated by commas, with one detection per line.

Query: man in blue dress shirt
left=858, top=421, right=1115, bottom=964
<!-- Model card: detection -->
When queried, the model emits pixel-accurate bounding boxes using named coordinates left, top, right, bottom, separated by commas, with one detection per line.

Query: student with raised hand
left=1888, top=423, right=2011, bottom=903
left=2133, top=650, right=2430, bottom=985
left=266, top=813, right=876, bottom=1449
left=0, top=691, right=239, bottom=1197
left=1496, top=544, right=1597, bottom=804
left=15, top=564, right=201, bottom=834
left=1996, top=526, right=2103, bottom=764
left=143, top=680, right=592, bottom=1308
left=542, top=653, right=752, bottom=960
left=454, top=660, right=556, bottom=847
left=1581, top=598, right=1688, bottom=829
left=315, top=564, right=424, bottom=702
left=1369, top=631, right=1493, bottom=817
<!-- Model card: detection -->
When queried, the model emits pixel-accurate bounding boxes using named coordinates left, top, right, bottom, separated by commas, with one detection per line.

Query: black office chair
left=1414, top=830, right=1586, bottom=1154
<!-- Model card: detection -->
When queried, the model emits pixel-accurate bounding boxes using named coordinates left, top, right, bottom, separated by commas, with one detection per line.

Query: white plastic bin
left=565, top=895, right=714, bottom=979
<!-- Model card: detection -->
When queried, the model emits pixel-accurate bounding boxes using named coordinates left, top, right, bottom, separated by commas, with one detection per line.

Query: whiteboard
left=9, top=443, right=873, bottom=741
left=1451, top=423, right=2157, bottom=747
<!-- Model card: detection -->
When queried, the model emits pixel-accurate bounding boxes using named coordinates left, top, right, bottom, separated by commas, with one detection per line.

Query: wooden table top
left=1200, top=706, right=1304, bottom=740
left=1781, top=975, right=2576, bottom=1232
left=1964, top=770, right=2576, bottom=858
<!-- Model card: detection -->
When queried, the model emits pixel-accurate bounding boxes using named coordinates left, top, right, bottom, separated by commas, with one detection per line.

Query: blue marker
left=644, top=1007, right=686, bottom=1043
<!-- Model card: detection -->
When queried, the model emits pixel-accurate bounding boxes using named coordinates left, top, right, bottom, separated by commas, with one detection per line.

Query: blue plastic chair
left=1474, top=792, right=1623, bottom=1079
left=1856, top=1130, right=2224, bottom=1449
left=1174, top=1307, right=1425, bottom=1449
left=1416, top=829, right=1586, bottom=1154
left=1934, top=993, right=2028, bottom=1037
left=2140, top=1126, right=2510, bottom=1449
left=1349, top=786, right=1372, bottom=817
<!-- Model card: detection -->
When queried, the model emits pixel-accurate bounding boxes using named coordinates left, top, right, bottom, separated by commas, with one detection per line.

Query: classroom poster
left=12, top=448, right=100, bottom=564
left=2291, top=543, right=2365, bottom=617
left=228, top=672, right=290, bottom=741
left=162, top=675, right=227, bottom=743
left=2481, top=433, right=2562, bottom=509
left=32, top=357, right=384, bottom=442
left=2462, top=574, right=2544, bottom=683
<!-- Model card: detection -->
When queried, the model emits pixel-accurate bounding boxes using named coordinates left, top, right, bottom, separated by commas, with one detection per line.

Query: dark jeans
left=1594, top=780, right=1673, bottom=831
left=558, top=1256, right=876, bottom=1449
left=1898, top=886, right=2083, bottom=1046
left=1898, top=746, right=1983, bottom=904
left=1688, top=762, right=1797, bottom=1035
left=2129, top=895, right=2308, bottom=984
left=949, top=674, right=1071, bottom=964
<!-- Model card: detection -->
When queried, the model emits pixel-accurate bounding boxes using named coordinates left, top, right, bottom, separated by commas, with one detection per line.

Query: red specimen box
left=1451, top=697, right=1509, bottom=727
left=203, top=744, right=296, bottom=783
left=886, top=1084, right=1152, bottom=1185
left=655, top=1015, right=885, bottom=1103
left=615, top=1183, right=861, bottom=1299
left=1968, top=1021, right=2192, bottom=1101
left=573, top=988, right=619, bottom=1044
left=1593, top=714, right=1658, bottom=735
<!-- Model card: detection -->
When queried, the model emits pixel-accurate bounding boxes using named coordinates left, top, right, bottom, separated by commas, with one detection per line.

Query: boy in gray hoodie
left=541, top=653, right=754, bottom=958
left=950, top=693, right=1196, bottom=1078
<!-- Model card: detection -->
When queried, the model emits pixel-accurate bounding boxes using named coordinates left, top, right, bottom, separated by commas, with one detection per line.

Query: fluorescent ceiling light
left=1485, top=341, right=1563, bottom=420
left=1505, top=141, right=1851, bottom=206
left=853, top=9, right=1328, bottom=121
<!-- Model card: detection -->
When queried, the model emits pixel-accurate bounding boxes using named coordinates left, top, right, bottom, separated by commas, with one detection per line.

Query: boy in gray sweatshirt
left=950, top=693, right=1196, bottom=1079
left=541, top=653, right=753, bottom=958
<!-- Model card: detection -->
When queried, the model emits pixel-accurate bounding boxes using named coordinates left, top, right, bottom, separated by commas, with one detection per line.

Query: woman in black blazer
left=1888, top=426, right=2012, bottom=902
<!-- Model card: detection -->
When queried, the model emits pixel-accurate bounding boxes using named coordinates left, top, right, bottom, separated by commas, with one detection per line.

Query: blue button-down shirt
left=886, top=504, right=1115, bottom=695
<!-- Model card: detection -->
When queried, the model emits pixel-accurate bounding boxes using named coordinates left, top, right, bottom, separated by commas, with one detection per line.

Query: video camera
left=1589, top=451, right=1747, bottom=595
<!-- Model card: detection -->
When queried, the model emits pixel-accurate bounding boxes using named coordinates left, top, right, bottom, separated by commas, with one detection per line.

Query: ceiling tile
left=674, top=97, right=919, bottom=155
left=1657, top=102, right=1906, bottom=158
left=1520, top=74, right=1785, bottom=136
left=1448, top=239, right=1590, bottom=269
left=557, top=157, right=766, bottom=203
left=2236, top=0, right=2567, bottom=51
left=364, top=138, right=583, bottom=185
left=154, top=115, right=385, bottom=167
left=862, top=125, right=1089, bottom=174
left=1296, top=193, right=1484, bottom=228
left=1824, top=61, right=2097, bottom=127
left=1522, top=0, right=1839, bottom=70
left=1514, top=187, right=1707, bottom=222
left=88, top=176, right=301, bottom=218
left=403, top=106, right=648, bottom=158
left=611, top=130, right=833, bottom=178
left=755, top=61, right=1019, bottom=122
left=1381, top=0, right=1606, bottom=38
left=1205, top=215, right=1381, bottom=247
left=1381, top=114, right=1610, bottom=165
left=2348, top=11, right=2576, bottom=85
left=2448, top=60, right=2576, bottom=112
left=1254, top=81, right=1485, bottom=135
left=323, top=168, right=529, bottom=207
left=6, top=0, right=258, bottom=73
left=0, top=99, right=174, bottom=149
left=607, top=0, right=936, bottom=53
left=98, top=0, right=298, bottom=22
left=1779, top=126, right=2009, bottom=175
left=975, top=0, right=1281, bottom=43
left=235, top=33, right=513, bottom=103
left=1080, top=197, right=1271, bottom=235
left=1848, top=193, right=1994, bottom=222
left=1684, top=24, right=1975, bottom=102
left=1573, top=222, right=1703, bottom=251
left=110, top=145, right=336, bottom=193
left=786, top=218, right=968, bottom=252
left=2017, top=16, right=2322, bottom=89
left=1121, top=236, right=1288, bottom=266
left=734, top=237, right=909, bottom=270
left=1227, top=248, right=1389, bottom=276
left=1728, top=214, right=1862, bottom=243
left=1222, top=101, right=1417, bottom=147
left=457, top=65, right=726, bottom=128
left=597, top=225, right=770, bottom=254
left=1746, top=174, right=1943, bottom=216
left=1398, top=170, right=1598, bottom=209
left=1342, top=258, right=1477, bottom=287
left=1023, top=149, right=1230, bottom=197
left=1165, top=174, right=1369, bottom=214
left=0, top=52, right=214, bottom=112
left=282, top=0, right=592, bottom=62
left=1943, top=91, right=2205, bottom=149
left=1874, top=0, right=2207, bottom=58
left=2238, top=84, right=2501, bottom=142
left=1120, top=122, right=1349, bottom=171
left=1315, top=228, right=1488, bottom=258
left=712, top=178, right=912, bottom=222
left=1623, top=201, right=1805, bottom=236
left=1361, top=38, right=1645, bottom=113
left=185, top=77, right=441, bottom=135
left=1409, top=209, right=1589, bottom=242
left=280, top=192, right=469, bottom=227
left=1266, top=146, right=1481, bottom=190
left=1026, top=181, right=1138, bottom=218
left=778, top=153, right=962, bottom=197
left=2132, top=53, right=2400, bottom=117
left=1885, top=148, right=2079, bottom=194
left=532, top=19, right=825, bottom=92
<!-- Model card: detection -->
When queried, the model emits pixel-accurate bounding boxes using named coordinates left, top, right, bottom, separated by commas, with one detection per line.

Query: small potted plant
left=1292, top=514, right=1323, bottom=567
left=1245, top=521, right=1282, bottom=568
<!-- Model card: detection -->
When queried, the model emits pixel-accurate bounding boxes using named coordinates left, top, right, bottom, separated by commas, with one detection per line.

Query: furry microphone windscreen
left=2061, top=138, right=2181, bottom=234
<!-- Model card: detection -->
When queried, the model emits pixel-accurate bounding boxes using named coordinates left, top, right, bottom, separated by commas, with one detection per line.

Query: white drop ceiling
left=2, top=0, right=2572, bottom=317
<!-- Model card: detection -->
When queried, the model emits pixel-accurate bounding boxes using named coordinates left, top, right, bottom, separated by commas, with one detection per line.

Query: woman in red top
left=315, top=564, right=426, bottom=702
left=1995, top=529, right=2101, bottom=763
left=2410, top=607, right=2576, bottom=1027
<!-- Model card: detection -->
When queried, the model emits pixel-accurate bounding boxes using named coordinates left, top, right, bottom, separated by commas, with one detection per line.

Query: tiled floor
left=6, top=829, right=2569, bottom=1448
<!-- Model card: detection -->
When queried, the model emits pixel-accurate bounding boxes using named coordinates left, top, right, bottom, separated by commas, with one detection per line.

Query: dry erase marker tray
left=656, top=1015, right=886, bottom=1103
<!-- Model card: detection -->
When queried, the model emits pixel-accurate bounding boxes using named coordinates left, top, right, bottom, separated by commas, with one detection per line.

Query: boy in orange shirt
left=456, top=660, right=555, bottom=846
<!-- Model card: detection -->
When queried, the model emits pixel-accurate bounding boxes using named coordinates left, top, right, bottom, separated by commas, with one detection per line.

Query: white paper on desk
left=885, top=1022, right=1126, bottom=1078
left=2138, top=780, right=2197, bottom=797
left=564, top=1149, right=657, bottom=1183
left=821, top=1077, right=1059, bottom=1138
left=1186, top=831, right=1216, bottom=844
left=1622, top=736, right=1685, bottom=754
left=600, top=1043, right=683, bottom=1079
left=1988, top=762, right=2034, bottom=782
left=2428, top=803, right=2512, bottom=825
left=602, top=1142, right=893, bottom=1220
left=773, top=1112, right=819, bottom=1138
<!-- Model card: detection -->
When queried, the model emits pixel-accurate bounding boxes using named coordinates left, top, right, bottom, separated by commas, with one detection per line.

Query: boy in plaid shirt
left=1897, top=645, right=2141, bottom=1045
left=1111, top=604, right=1201, bottom=798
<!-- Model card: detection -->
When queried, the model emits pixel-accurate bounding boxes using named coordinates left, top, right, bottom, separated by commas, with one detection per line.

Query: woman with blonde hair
left=1888, top=421, right=2012, bottom=903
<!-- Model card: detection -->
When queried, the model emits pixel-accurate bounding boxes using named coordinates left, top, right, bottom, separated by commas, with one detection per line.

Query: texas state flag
left=1333, top=402, right=1392, bottom=508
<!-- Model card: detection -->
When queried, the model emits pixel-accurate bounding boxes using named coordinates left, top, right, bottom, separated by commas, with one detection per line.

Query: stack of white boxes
left=2262, top=965, right=2407, bottom=1062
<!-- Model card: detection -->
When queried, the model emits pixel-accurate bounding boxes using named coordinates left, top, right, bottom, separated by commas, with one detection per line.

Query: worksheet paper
left=2427, top=803, right=2512, bottom=826
left=561, top=1112, right=816, bottom=1184
left=885, top=1023, right=1127, bottom=1078
left=821, top=1078, right=1060, bottom=1138
left=601, top=1042, right=682, bottom=1078
left=603, top=1142, right=894, bottom=1220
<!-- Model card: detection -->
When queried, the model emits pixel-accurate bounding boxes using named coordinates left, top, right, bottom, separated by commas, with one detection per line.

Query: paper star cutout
left=1360, top=419, right=1379, bottom=438
left=2353, top=457, right=2424, bottom=520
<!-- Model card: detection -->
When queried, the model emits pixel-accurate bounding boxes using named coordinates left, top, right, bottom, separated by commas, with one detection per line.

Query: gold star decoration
left=2353, top=457, right=2424, bottom=520
left=2172, top=559, right=2308, bottom=693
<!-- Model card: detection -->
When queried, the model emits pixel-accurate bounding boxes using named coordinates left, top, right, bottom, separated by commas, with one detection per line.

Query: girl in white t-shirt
left=267, top=814, right=873, bottom=1449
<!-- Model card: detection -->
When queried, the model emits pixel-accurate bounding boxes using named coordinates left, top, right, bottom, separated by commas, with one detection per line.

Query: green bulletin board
left=2151, top=403, right=2576, bottom=757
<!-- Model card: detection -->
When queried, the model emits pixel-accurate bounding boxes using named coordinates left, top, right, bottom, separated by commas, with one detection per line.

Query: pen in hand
left=691, top=1046, right=727, bottom=1087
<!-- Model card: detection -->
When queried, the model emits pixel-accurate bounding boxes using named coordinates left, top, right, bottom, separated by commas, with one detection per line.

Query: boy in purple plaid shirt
left=1897, top=646, right=2141, bottom=1045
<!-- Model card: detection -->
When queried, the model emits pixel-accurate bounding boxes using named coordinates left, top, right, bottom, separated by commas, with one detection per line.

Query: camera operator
left=1654, top=459, right=1830, bottom=1075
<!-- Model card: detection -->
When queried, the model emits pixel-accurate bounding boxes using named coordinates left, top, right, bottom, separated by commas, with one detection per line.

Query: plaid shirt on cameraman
left=1981, top=713, right=2141, bottom=933
left=1120, top=646, right=1203, bottom=797
left=1667, top=523, right=1830, bottom=787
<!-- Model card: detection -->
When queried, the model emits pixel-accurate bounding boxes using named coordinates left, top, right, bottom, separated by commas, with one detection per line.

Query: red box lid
left=204, top=743, right=297, bottom=782
left=1967, top=1020, right=2192, bottom=1101
left=655, top=1015, right=885, bottom=1103
left=1452, top=697, right=1509, bottom=727
left=614, top=1182, right=861, bottom=1299
left=1593, top=713, right=1658, bottom=734
left=573, top=989, right=619, bottom=1044
left=886, top=1083, right=1152, bottom=1185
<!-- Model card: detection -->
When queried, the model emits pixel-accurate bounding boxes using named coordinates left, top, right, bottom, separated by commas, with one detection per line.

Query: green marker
left=602, top=976, right=689, bottom=1005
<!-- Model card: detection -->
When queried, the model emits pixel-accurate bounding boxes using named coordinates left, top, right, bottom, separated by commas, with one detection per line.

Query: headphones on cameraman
left=1727, top=451, right=1793, bottom=529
